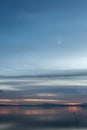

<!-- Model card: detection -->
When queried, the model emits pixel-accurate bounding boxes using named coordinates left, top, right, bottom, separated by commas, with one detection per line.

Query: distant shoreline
left=0, top=103, right=87, bottom=107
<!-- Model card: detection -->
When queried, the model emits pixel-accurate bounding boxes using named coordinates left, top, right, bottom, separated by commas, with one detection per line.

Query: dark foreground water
left=0, top=106, right=87, bottom=130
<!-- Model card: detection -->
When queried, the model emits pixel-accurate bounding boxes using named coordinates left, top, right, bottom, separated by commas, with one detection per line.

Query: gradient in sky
left=0, top=0, right=87, bottom=104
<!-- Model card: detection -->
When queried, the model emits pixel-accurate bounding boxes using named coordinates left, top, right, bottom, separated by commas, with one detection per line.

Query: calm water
left=0, top=106, right=87, bottom=130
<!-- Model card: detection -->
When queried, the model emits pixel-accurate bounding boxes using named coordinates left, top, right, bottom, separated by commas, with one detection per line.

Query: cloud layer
left=0, top=70, right=87, bottom=104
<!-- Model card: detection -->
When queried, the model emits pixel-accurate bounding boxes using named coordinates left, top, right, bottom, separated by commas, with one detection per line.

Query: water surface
left=0, top=106, right=87, bottom=130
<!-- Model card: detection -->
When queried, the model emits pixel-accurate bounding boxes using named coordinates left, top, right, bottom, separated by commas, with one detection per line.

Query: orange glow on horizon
left=66, top=102, right=81, bottom=105
left=0, top=98, right=62, bottom=104
left=22, top=98, right=62, bottom=103
left=0, top=99, right=83, bottom=105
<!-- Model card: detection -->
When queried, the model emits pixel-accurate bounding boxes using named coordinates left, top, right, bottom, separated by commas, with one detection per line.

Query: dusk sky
left=0, top=0, right=87, bottom=104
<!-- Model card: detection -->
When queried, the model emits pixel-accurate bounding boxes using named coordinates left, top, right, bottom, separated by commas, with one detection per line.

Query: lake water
left=0, top=106, right=87, bottom=130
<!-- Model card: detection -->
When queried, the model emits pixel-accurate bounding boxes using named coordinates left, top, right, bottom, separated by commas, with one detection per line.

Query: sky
left=0, top=0, right=87, bottom=104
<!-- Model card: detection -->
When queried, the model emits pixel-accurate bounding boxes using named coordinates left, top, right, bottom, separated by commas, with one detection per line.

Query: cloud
left=0, top=84, right=19, bottom=91
left=0, top=70, right=87, bottom=103
left=0, top=90, right=4, bottom=93
left=0, top=69, right=87, bottom=79
left=36, top=93, right=57, bottom=97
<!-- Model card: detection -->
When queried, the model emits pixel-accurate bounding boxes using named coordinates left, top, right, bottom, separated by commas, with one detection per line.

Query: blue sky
left=0, top=0, right=87, bottom=104
left=0, top=0, right=87, bottom=75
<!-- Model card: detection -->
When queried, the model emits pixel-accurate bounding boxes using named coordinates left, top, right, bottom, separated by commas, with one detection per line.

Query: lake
left=0, top=106, right=87, bottom=130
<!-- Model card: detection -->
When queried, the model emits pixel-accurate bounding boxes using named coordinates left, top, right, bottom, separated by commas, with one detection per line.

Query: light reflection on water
left=0, top=106, right=87, bottom=130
